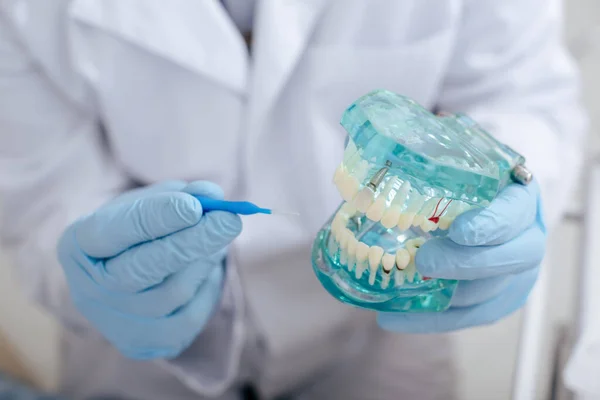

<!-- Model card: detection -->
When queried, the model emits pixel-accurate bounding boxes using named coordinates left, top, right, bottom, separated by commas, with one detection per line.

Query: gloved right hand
left=57, top=180, right=242, bottom=360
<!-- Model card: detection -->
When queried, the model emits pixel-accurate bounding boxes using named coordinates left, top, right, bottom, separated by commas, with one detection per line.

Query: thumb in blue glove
left=378, top=180, right=546, bottom=333
left=57, top=180, right=242, bottom=359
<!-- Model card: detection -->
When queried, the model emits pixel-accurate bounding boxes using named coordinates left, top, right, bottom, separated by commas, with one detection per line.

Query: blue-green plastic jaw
left=339, top=90, right=525, bottom=204
left=311, top=89, right=529, bottom=313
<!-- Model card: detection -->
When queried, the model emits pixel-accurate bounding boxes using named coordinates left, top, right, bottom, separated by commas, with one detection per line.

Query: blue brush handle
left=193, top=196, right=272, bottom=215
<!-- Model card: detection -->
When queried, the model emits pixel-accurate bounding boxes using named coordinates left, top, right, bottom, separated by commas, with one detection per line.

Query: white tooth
left=436, top=201, right=472, bottom=227
left=415, top=197, right=441, bottom=228
left=340, top=202, right=358, bottom=217
left=368, top=271, right=376, bottom=285
left=338, top=179, right=350, bottom=201
left=347, top=235, right=358, bottom=253
left=405, top=237, right=426, bottom=259
left=356, top=242, right=369, bottom=262
left=420, top=197, right=440, bottom=215
left=354, top=160, right=371, bottom=182
left=415, top=237, right=427, bottom=246
left=334, top=181, right=344, bottom=199
left=456, top=201, right=472, bottom=215
left=368, top=246, right=384, bottom=285
left=394, top=270, right=405, bottom=286
left=333, top=225, right=343, bottom=243
left=438, top=218, right=452, bottom=230
left=404, top=193, right=426, bottom=228
left=394, top=180, right=412, bottom=206
left=341, top=229, right=352, bottom=249
left=366, top=177, right=399, bottom=222
left=412, top=215, right=424, bottom=227
left=355, top=263, right=367, bottom=279
left=366, top=197, right=387, bottom=221
left=405, top=262, right=416, bottom=283
left=369, top=246, right=383, bottom=269
left=407, top=192, right=425, bottom=210
left=338, top=230, right=351, bottom=264
left=343, top=139, right=358, bottom=162
left=333, top=164, right=346, bottom=184
left=428, top=198, right=454, bottom=229
left=332, top=212, right=345, bottom=226
left=442, top=200, right=461, bottom=218
left=336, top=224, right=348, bottom=242
left=381, top=206, right=401, bottom=229
left=330, top=219, right=340, bottom=238
left=347, top=236, right=358, bottom=271
left=384, top=177, right=400, bottom=195
left=332, top=213, right=347, bottom=235
left=335, top=167, right=349, bottom=196
left=381, top=254, right=396, bottom=274
left=381, top=273, right=391, bottom=289
left=437, top=200, right=461, bottom=230
left=355, top=242, right=370, bottom=279
left=377, top=180, right=410, bottom=227
left=333, top=218, right=346, bottom=242
left=420, top=219, right=437, bottom=232
left=386, top=182, right=407, bottom=208
left=340, top=175, right=360, bottom=201
left=397, top=212, right=415, bottom=231
left=395, top=249, right=410, bottom=270
left=354, top=186, right=375, bottom=213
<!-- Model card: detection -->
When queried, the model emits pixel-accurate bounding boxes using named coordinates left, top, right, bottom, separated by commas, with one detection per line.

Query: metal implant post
left=511, top=164, right=533, bottom=185
left=367, top=160, right=392, bottom=191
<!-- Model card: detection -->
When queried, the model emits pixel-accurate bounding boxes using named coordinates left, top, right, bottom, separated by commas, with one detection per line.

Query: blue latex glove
left=378, top=180, right=546, bottom=333
left=57, top=180, right=242, bottom=359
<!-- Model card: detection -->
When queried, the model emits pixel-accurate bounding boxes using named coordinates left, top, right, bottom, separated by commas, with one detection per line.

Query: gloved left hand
left=378, top=180, right=546, bottom=333
left=57, top=180, right=242, bottom=359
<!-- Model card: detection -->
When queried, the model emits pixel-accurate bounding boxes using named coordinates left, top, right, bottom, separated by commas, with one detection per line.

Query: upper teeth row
left=333, top=162, right=475, bottom=232
left=330, top=208, right=427, bottom=289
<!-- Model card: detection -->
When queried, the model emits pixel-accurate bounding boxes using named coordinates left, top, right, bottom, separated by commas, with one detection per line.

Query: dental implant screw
left=511, top=165, right=533, bottom=185
left=367, top=161, right=392, bottom=191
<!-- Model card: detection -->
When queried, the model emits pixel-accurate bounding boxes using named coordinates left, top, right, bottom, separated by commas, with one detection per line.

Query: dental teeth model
left=311, top=89, right=532, bottom=313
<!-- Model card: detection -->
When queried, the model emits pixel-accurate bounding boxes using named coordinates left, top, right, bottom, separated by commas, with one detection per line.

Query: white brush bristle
left=269, top=209, right=300, bottom=217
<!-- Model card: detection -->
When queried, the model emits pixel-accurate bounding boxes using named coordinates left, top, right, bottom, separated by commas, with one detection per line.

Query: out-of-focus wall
left=0, top=253, right=60, bottom=390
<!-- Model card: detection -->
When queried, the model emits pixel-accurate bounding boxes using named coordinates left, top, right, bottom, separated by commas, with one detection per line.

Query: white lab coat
left=0, top=0, right=587, bottom=399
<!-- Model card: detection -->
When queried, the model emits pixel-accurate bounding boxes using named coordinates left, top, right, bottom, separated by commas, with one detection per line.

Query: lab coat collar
left=67, top=0, right=331, bottom=110
left=250, top=0, right=330, bottom=120
left=68, top=0, right=249, bottom=94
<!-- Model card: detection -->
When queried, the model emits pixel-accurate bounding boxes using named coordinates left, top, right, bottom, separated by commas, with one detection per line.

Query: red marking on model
left=422, top=277, right=432, bottom=281
left=428, top=199, right=453, bottom=224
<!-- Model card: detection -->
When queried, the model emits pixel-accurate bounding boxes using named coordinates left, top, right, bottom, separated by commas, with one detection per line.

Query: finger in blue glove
left=377, top=180, right=546, bottom=333
left=58, top=180, right=241, bottom=359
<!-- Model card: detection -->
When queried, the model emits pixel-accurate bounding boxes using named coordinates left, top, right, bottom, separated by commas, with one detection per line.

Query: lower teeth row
left=330, top=208, right=428, bottom=289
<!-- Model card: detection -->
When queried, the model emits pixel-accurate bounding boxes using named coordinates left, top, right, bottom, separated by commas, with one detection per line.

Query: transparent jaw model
left=311, top=89, right=532, bottom=313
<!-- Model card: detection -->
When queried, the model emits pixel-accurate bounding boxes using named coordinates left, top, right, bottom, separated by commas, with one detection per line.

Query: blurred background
left=1, top=1, right=599, bottom=399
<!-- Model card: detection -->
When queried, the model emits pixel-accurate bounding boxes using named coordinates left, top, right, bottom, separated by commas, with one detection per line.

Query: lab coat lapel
left=68, top=0, right=248, bottom=93
left=250, top=0, right=330, bottom=121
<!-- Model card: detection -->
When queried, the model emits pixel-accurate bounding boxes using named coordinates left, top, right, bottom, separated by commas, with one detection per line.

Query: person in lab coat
left=0, top=1, right=588, bottom=399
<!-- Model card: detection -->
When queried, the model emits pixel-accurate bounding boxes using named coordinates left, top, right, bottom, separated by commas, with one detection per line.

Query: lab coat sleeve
left=0, top=15, right=245, bottom=396
left=436, top=0, right=589, bottom=229
left=0, top=13, right=127, bottom=334
left=156, top=261, right=248, bottom=397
